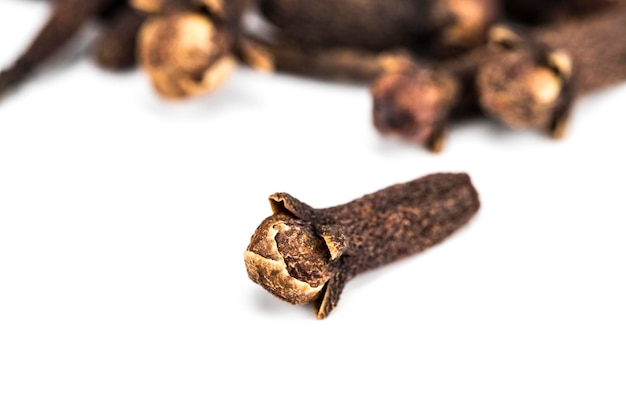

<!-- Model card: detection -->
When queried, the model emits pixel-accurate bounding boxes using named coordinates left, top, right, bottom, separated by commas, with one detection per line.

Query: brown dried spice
left=370, top=44, right=490, bottom=151
left=477, top=6, right=626, bottom=137
left=136, top=0, right=272, bottom=98
left=244, top=173, right=480, bottom=319
left=138, top=11, right=236, bottom=99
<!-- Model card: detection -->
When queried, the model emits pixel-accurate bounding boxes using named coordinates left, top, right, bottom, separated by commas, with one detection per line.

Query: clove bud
left=477, top=6, right=626, bottom=137
left=370, top=46, right=488, bottom=151
left=136, top=0, right=272, bottom=99
left=138, top=11, right=236, bottom=99
left=244, top=173, right=480, bottom=319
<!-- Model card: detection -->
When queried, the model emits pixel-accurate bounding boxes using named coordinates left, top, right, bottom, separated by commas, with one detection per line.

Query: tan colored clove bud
left=138, top=12, right=236, bottom=99
left=477, top=48, right=565, bottom=132
left=244, top=213, right=335, bottom=305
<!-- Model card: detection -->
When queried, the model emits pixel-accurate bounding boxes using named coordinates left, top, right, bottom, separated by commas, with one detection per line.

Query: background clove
left=258, top=0, right=501, bottom=58
left=477, top=6, right=626, bottom=137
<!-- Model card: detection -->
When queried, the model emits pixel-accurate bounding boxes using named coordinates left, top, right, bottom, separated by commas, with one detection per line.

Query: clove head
left=371, top=69, right=459, bottom=148
left=244, top=213, right=335, bottom=305
left=138, top=12, right=236, bottom=99
left=476, top=26, right=573, bottom=135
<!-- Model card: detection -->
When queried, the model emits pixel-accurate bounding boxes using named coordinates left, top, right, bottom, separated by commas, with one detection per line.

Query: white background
left=1, top=2, right=625, bottom=416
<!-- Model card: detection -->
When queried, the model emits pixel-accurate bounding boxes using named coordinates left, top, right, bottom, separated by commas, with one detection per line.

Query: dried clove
left=138, top=11, right=237, bottom=99
left=258, top=0, right=501, bottom=59
left=136, top=0, right=272, bottom=99
left=370, top=46, right=489, bottom=152
left=244, top=173, right=480, bottom=319
left=476, top=6, right=626, bottom=137
left=0, top=0, right=122, bottom=99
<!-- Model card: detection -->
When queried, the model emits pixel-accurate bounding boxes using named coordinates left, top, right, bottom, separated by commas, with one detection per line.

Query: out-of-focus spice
left=258, top=0, right=501, bottom=58
left=477, top=6, right=626, bottom=137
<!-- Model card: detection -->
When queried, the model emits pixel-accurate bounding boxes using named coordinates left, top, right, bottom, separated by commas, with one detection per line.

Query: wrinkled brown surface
left=311, top=173, right=480, bottom=276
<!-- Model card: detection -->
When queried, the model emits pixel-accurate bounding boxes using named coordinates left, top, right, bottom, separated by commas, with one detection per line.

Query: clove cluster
left=1, top=0, right=626, bottom=146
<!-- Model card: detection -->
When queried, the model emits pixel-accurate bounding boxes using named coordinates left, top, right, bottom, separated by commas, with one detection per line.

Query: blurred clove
left=244, top=173, right=480, bottom=319
left=370, top=46, right=490, bottom=152
left=138, top=11, right=237, bottom=99
left=136, top=0, right=272, bottom=99
left=258, top=0, right=501, bottom=58
left=477, top=6, right=626, bottom=137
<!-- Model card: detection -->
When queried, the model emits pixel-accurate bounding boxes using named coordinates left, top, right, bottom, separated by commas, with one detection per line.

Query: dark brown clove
left=0, top=0, right=122, bottom=100
left=135, top=0, right=272, bottom=98
left=138, top=11, right=237, bottom=99
left=370, top=46, right=489, bottom=152
left=244, top=173, right=480, bottom=319
left=94, top=4, right=147, bottom=71
left=476, top=7, right=626, bottom=137
left=258, top=0, right=501, bottom=58
left=130, top=0, right=198, bottom=14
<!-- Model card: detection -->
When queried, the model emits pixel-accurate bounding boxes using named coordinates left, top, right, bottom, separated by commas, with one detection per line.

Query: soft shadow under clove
left=249, top=288, right=313, bottom=318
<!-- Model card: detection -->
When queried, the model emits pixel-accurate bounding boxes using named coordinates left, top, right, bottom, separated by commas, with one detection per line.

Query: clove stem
left=370, top=46, right=488, bottom=151
left=0, top=0, right=120, bottom=99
